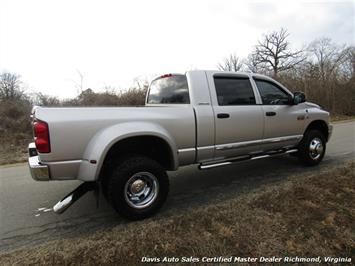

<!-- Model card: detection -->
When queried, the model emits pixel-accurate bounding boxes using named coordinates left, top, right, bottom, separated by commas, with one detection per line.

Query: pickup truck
left=28, top=70, right=332, bottom=220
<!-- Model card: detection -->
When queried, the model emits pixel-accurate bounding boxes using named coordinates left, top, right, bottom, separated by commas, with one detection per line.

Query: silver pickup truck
left=28, top=70, right=332, bottom=220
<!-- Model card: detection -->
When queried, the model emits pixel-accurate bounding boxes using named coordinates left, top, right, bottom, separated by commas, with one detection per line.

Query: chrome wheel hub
left=309, top=137, right=323, bottom=160
left=124, top=172, right=159, bottom=209
left=130, top=179, right=146, bottom=194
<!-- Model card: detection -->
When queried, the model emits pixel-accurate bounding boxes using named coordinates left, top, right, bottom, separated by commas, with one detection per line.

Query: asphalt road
left=1, top=121, right=354, bottom=253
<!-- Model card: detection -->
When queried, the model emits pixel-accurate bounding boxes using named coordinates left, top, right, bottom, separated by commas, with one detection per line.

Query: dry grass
left=330, top=114, right=355, bottom=122
left=0, top=161, right=354, bottom=265
left=0, top=136, right=31, bottom=165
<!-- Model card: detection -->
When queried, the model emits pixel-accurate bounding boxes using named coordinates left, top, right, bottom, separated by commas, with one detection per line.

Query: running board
left=199, top=149, right=298, bottom=170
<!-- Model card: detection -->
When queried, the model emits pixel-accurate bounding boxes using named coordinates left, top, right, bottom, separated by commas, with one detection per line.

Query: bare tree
left=217, top=54, right=243, bottom=72
left=307, top=38, right=353, bottom=111
left=308, top=38, right=352, bottom=81
left=76, top=70, right=84, bottom=93
left=0, top=72, right=24, bottom=100
left=69, top=69, right=84, bottom=94
left=336, top=46, right=354, bottom=82
left=252, top=28, right=305, bottom=77
left=34, top=92, right=60, bottom=106
left=350, top=47, right=355, bottom=80
left=133, top=77, right=149, bottom=90
left=244, top=53, right=268, bottom=74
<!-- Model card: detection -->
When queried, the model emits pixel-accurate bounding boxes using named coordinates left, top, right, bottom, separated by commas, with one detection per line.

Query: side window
left=255, top=79, right=291, bottom=105
left=214, top=77, right=256, bottom=105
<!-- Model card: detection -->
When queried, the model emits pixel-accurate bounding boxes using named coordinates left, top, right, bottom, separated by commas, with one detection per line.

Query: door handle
left=266, top=111, right=276, bottom=116
left=217, top=113, right=230, bottom=119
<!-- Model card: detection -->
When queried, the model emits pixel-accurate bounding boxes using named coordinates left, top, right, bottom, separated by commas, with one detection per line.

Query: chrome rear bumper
left=28, top=143, right=50, bottom=181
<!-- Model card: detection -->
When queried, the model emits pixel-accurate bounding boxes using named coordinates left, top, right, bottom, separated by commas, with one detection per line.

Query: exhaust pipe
left=53, top=182, right=98, bottom=214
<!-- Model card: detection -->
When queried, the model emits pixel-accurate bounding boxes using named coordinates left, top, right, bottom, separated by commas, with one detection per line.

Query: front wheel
left=297, top=130, right=326, bottom=166
left=107, top=156, right=169, bottom=220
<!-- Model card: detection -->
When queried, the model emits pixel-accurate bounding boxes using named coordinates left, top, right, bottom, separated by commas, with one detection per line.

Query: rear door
left=207, top=73, right=264, bottom=160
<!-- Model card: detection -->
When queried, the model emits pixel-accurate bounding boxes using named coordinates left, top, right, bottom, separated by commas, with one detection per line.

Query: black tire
left=107, top=156, right=169, bottom=220
left=297, top=129, right=326, bottom=166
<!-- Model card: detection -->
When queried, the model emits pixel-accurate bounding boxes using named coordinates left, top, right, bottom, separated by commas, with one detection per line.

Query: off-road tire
left=107, top=156, right=169, bottom=220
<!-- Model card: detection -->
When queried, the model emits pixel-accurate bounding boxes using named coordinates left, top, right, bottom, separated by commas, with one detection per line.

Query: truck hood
left=305, top=102, right=321, bottom=109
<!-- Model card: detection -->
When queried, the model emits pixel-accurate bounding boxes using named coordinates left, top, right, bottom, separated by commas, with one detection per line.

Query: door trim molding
left=178, top=147, right=195, bottom=154
left=215, top=135, right=303, bottom=151
left=178, top=135, right=303, bottom=153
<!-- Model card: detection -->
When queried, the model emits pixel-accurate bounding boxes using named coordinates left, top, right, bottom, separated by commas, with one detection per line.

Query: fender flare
left=77, top=122, right=178, bottom=181
left=303, top=119, right=330, bottom=141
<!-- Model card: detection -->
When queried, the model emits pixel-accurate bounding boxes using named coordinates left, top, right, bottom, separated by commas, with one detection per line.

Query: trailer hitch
left=53, top=182, right=99, bottom=214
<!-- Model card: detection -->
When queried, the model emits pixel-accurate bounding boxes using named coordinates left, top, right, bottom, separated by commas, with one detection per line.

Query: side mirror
left=293, top=91, right=306, bottom=105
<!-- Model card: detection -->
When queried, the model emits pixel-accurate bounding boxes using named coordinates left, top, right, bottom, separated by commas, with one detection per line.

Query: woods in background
left=218, top=29, right=354, bottom=116
left=1, top=28, right=354, bottom=141
left=0, top=73, right=148, bottom=140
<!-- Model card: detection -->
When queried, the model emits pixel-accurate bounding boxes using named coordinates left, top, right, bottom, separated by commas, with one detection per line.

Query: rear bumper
left=28, top=143, right=50, bottom=181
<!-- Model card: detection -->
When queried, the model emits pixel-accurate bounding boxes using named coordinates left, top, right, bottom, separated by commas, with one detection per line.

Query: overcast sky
left=0, top=0, right=353, bottom=98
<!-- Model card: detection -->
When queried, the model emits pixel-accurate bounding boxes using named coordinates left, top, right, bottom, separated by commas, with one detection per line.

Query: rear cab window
left=147, top=74, right=190, bottom=104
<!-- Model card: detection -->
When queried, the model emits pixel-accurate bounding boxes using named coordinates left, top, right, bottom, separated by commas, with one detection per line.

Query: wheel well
left=100, top=136, right=174, bottom=178
left=305, top=120, right=329, bottom=141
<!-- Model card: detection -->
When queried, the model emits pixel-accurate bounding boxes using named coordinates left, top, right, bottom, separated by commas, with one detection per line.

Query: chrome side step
left=53, top=182, right=97, bottom=214
left=199, top=149, right=298, bottom=170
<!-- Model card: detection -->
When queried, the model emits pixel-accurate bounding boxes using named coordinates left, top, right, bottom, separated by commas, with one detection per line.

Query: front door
left=253, top=78, right=306, bottom=151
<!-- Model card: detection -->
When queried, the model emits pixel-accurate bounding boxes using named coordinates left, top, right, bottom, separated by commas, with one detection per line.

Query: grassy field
left=0, top=160, right=354, bottom=265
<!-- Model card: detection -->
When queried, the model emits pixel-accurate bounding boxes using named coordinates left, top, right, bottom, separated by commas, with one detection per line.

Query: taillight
left=33, top=120, right=50, bottom=153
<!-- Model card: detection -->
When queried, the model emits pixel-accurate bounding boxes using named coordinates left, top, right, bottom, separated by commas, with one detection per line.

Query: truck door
left=207, top=73, right=264, bottom=160
left=252, top=78, right=306, bottom=151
